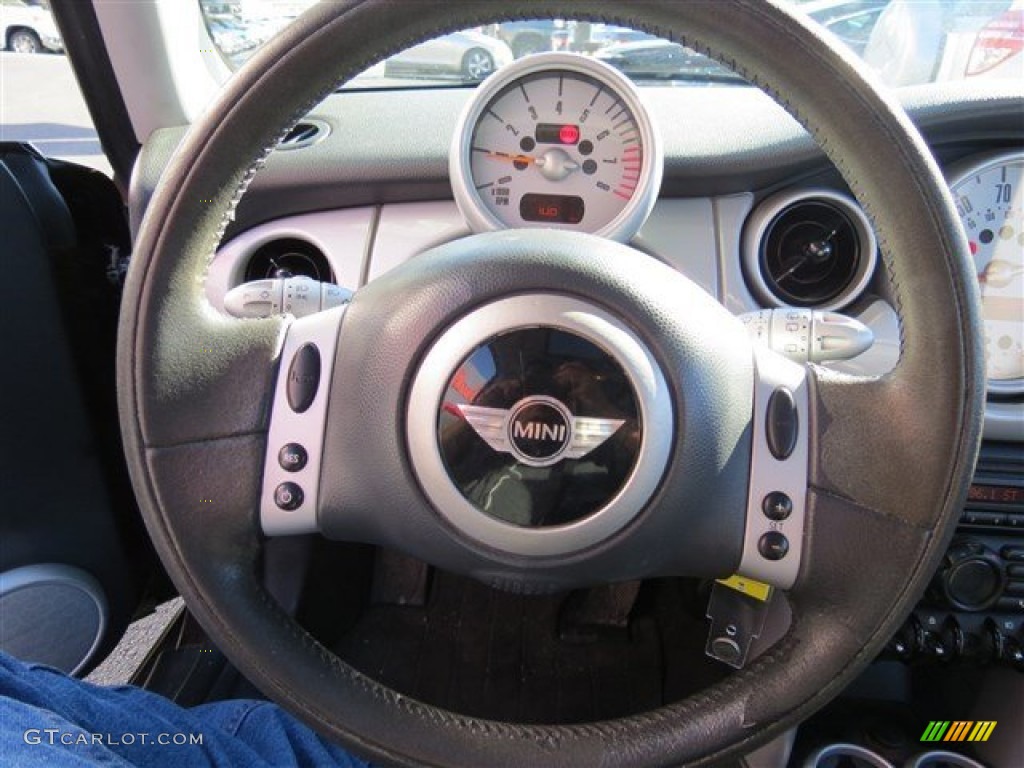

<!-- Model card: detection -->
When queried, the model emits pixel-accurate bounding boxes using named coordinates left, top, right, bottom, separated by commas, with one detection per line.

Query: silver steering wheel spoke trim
left=260, top=306, right=346, bottom=535
left=737, top=345, right=810, bottom=589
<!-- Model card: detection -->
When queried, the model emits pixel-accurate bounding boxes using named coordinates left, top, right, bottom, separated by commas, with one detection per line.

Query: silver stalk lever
left=224, top=276, right=352, bottom=319
left=739, top=308, right=873, bottom=364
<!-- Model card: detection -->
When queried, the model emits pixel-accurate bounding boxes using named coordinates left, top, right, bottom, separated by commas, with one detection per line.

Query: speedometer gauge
left=949, top=151, right=1024, bottom=395
left=451, top=53, right=663, bottom=242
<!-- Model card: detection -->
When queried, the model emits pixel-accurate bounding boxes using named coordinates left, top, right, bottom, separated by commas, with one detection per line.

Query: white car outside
left=863, top=0, right=1023, bottom=86
left=1, top=0, right=62, bottom=54
left=383, top=30, right=514, bottom=82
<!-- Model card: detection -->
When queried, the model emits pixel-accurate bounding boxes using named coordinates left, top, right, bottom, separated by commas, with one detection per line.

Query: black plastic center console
left=887, top=443, right=1024, bottom=669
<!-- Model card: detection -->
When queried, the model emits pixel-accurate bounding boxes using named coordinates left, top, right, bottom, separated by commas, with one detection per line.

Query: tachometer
left=949, top=151, right=1024, bottom=394
left=451, top=53, right=662, bottom=242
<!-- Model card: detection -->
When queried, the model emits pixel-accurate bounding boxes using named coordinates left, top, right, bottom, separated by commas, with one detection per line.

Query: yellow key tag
left=716, top=574, right=773, bottom=602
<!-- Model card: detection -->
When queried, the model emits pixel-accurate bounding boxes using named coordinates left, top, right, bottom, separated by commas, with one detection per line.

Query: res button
left=286, top=344, right=321, bottom=413
left=278, top=443, right=308, bottom=472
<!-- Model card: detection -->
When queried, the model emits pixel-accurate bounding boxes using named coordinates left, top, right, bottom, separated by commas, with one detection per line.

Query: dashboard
left=128, top=74, right=1023, bottom=442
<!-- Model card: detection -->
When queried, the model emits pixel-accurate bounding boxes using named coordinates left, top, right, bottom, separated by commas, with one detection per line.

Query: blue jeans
left=0, top=651, right=372, bottom=766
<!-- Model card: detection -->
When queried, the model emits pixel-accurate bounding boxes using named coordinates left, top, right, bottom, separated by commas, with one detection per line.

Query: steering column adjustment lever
left=705, top=577, right=773, bottom=669
left=740, top=308, right=873, bottom=364
left=224, top=276, right=352, bottom=318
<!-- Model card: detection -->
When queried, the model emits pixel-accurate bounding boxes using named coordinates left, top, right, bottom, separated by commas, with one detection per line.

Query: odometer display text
left=520, top=193, right=585, bottom=224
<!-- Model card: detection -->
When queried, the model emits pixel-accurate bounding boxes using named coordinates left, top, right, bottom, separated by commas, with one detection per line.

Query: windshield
left=200, top=0, right=1024, bottom=88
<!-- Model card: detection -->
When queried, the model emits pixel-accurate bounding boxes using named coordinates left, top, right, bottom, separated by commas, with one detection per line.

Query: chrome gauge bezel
left=946, top=149, right=1024, bottom=397
left=741, top=187, right=878, bottom=312
left=450, top=52, right=663, bottom=243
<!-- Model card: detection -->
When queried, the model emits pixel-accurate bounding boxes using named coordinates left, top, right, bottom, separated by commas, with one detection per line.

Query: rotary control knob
left=938, top=542, right=1005, bottom=612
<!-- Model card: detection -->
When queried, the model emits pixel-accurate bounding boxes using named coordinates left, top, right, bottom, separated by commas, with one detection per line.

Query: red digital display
left=520, top=193, right=585, bottom=224
left=535, top=123, right=581, bottom=145
left=968, top=485, right=1024, bottom=504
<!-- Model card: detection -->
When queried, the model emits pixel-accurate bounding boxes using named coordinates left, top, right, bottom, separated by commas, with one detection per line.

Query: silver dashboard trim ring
left=945, top=148, right=1024, bottom=398
left=741, top=187, right=878, bottom=312
left=449, top=52, right=663, bottom=243
left=406, top=294, right=673, bottom=557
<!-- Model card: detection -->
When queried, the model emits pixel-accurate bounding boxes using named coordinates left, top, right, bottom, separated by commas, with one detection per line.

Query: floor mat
left=334, top=570, right=721, bottom=724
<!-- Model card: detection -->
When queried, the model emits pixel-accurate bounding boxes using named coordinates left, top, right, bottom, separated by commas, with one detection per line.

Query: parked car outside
left=495, top=19, right=569, bottom=58
left=800, top=0, right=891, bottom=55
left=589, top=24, right=658, bottom=46
left=383, top=30, right=513, bottom=82
left=864, top=0, right=1024, bottom=85
left=594, top=40, right=743, bottom=82
left=207, top=16, right=258, bottom=62
left=205, top=13, right=285, bottom=66
left=0, top=0, right=62, bottom=53
left=594, top=1, right=889, bottom=82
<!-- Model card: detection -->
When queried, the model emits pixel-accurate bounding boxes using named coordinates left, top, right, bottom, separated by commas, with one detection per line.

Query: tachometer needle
left=485, top=150, right=537, bottom=165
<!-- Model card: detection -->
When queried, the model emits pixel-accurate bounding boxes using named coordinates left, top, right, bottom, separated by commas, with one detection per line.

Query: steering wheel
left=117, top=1, right=985, bottom=765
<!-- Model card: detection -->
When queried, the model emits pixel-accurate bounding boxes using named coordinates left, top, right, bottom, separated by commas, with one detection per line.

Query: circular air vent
left=244, top=238, right=334, bottom=283
left=277, top=119, right=330, bottom=150
left=743, top=189, right=877, bottom=310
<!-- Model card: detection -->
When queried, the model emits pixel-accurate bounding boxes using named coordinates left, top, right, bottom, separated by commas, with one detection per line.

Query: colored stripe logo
left=921, top=721, right=997, bottom=742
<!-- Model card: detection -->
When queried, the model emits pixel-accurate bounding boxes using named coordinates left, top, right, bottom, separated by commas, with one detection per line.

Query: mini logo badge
left=457, top=396, right=624, bottom=468
left=920, top=721, right=996, bottom=743
left=507, top=398, right=572, bottom=465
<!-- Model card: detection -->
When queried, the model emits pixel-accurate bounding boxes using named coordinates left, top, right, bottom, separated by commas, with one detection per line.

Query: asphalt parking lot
left=0, top=49, right=446, bottom=182
left=0, top=51, right=110, bottom=175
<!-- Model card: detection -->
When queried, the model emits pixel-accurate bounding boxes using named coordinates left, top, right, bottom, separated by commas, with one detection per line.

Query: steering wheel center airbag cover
left=407, top=296, right=667, bottom=557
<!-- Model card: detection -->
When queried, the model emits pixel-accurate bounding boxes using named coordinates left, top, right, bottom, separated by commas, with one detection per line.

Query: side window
left=1, top=0, right=109, bottom=175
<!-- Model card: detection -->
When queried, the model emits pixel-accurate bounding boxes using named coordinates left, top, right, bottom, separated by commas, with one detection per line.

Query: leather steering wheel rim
left=117, top=1, right=985, bottom=765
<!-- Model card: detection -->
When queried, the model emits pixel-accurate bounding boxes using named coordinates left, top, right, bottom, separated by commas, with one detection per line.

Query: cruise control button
left=765, top=387, right=798, bottom=460
left=274, top=482, right=304, bottom=511
left=278, top=443, right=308, bottom=472
left=286, top=343, right=321, bottom=413
left=762, top=491, right=792, bottom=521
left=758, top=531, right=789, bottom=561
